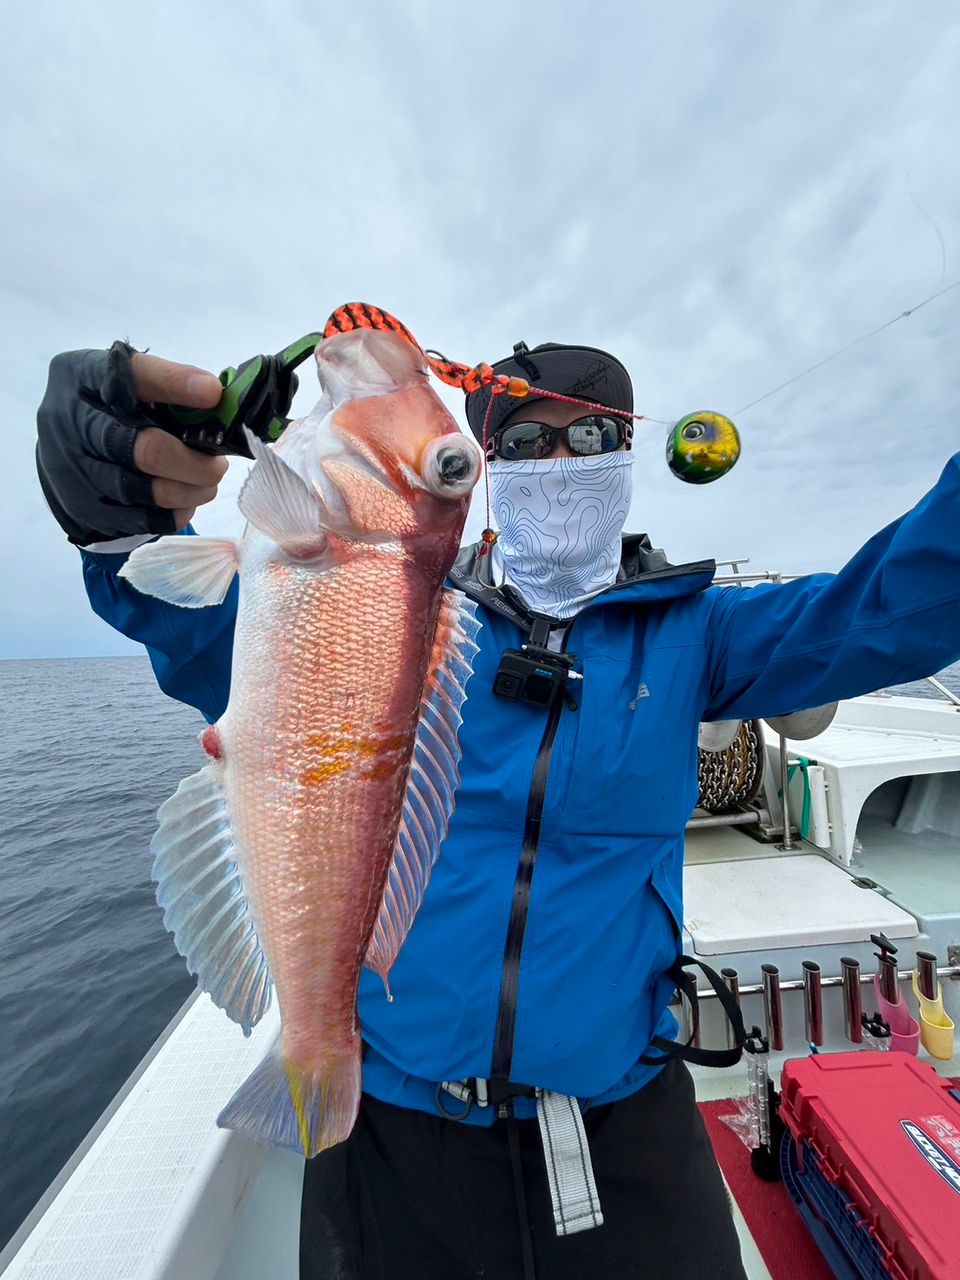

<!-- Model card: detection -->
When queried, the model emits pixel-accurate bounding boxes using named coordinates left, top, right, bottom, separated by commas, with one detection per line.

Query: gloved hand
left=36, top=341, right=227, bottom=545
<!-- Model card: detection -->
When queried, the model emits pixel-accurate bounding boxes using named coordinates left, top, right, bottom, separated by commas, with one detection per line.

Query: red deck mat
left=700, top=1099, right=834, bottom=1280
left=701, top=1076, right=960, bottom=1280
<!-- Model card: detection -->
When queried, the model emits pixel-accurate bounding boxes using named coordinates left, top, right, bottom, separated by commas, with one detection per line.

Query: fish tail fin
left=217, top=1046, right=361, bottom=1157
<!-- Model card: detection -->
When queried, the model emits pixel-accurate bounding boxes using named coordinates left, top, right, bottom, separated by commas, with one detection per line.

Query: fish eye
left=421, top=436, right=481, bottom=498
left=439, top=451, right=471, bottom=484
left=682, top=421, right=705, bottom=441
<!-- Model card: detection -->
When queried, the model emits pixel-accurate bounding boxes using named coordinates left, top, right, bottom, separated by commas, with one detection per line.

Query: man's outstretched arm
left=702, top=453, right=960, bottom=722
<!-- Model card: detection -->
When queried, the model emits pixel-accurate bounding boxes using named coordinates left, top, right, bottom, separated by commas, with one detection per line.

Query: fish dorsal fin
left=238, top=429, right=329, bottom=555
left=364, top=589, right=481, bottom=989
left=151, top=761, right=272, bottom=1034
left=119, top=536, right=240, bottom=607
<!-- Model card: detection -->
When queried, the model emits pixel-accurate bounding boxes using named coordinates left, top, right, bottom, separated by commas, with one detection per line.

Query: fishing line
left=736, top=278, right=959, bottom=416
left=738, top=192, right=955, bottom=416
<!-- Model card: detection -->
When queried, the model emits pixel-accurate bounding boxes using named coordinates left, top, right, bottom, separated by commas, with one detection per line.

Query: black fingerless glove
left=36, top=341, right=178, bottom=545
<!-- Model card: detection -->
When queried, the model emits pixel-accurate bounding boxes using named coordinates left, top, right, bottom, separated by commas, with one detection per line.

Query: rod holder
left=721, top=968, right=741, bottom=1052
left=840, top=956, right=863, bottom=1044
left=673, top=965, right=958, bottom=1004
left=802, top=960, right=824, bottom=1046
left=761, top=963, right=783, bottom=1051
left=679, top=986, right=702, bottom=1050
left=917, top=951, right=939, bottom=1002
left=872, top=933, right=900, bottom=1004
left=878, top=956, right=899, bottom=1004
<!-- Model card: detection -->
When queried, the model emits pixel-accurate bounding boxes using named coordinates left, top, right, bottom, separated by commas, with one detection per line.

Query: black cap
left=464, top=341, right=634, bottom=444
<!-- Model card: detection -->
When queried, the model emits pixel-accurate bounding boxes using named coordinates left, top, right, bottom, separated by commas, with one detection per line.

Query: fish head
left=278, top=329, right=481, bottom=556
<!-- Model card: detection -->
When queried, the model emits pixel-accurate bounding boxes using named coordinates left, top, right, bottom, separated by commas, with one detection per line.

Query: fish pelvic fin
left=364, top=589, right=481, bottom=988
left=152, top=762, right=272, bottom=1034
left=118, top=536, right=240, bottom=607
left=217, top=1045, right=362, bottom=1157
left=238, top=428, right=330, bottom=557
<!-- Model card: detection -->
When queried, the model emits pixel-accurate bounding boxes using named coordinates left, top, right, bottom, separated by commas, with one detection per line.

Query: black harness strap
left=639, top=956, right=746, bottom=1069
left=506, top=1103, right=538, bottom=1280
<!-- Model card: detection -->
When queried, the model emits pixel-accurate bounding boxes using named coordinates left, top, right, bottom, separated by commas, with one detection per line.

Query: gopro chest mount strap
left=640, top=955, right=746, bottom=1069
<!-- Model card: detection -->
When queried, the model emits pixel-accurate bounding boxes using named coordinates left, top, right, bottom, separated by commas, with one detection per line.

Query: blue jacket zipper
left=490, top=625, right=571, bottom=1081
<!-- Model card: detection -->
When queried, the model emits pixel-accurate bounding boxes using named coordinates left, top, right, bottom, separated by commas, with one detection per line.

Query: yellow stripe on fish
left=299, top=727, right=411, bottom=787
left=285, top=1060, right=313, bottom=1158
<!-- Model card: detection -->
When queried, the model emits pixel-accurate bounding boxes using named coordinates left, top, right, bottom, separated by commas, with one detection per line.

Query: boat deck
left=686, top=816, right=960, bottom=934
left=0, top=992, right=280, bottom=1280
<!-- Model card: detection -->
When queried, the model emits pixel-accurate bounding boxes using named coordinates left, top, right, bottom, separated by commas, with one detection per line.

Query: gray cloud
left=2, top=0, right=959, bottom=655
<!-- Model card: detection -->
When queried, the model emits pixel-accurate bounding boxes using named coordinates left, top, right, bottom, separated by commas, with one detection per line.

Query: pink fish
left=120, top=328, right=481, bottom=1155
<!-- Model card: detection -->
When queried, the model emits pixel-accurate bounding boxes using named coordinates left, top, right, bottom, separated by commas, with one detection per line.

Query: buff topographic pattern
left=489, top=452, right=634, bottom=619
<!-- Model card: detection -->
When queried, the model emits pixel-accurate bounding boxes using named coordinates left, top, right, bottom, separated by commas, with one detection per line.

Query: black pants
left=299, top=1058, right=747, bottom=1279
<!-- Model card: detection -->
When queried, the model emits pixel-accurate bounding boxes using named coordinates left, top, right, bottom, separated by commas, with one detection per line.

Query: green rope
left=779, top=755, right=812, bottom=840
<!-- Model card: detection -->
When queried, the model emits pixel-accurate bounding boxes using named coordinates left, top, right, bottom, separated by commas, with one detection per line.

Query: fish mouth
left=316, top=328, right=428, bottom=405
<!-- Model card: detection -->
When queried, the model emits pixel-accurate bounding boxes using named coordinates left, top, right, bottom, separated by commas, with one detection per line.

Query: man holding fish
left=37, top=324, right=960, bottom=1279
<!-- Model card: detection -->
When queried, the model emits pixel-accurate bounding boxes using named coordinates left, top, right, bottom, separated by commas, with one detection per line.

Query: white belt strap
left=536, top=1090, right=604, bottom=1235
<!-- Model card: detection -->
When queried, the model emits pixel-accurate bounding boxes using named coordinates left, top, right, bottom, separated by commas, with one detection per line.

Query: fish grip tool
left=144, top=333, right=323, bottom=458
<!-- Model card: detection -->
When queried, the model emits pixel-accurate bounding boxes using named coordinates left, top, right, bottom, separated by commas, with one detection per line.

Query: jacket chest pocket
left=555, top=646, right=704, bottom=834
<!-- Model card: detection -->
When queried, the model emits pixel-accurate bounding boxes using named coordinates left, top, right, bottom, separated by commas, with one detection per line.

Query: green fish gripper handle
left=146, top=332, right=324, bottom=458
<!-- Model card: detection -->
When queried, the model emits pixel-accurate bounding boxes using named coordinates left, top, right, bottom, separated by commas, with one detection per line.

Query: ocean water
left=0, top=658, right=204, bottom=1255
left=1, top=654, right=959, bottom=1255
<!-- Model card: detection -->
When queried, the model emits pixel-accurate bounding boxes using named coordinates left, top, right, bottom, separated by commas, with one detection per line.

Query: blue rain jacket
left=81, top=454, right=960, bottom=1123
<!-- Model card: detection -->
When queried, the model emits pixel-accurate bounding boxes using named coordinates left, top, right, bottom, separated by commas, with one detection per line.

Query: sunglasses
left=491, top=413, right=631, bottom=462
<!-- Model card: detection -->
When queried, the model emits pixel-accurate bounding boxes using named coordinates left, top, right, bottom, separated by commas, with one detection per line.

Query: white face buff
left=488, top=452, right=634, bottom=619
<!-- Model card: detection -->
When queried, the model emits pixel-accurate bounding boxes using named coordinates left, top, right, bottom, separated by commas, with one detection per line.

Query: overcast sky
left=2, top=1, right=958, bottom=659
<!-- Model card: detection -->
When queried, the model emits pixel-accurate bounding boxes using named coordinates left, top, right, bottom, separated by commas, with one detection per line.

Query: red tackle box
left=779, top=1052, right=960, bottom=1280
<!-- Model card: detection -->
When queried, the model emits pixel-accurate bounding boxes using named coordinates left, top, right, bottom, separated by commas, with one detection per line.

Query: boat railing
left=923, top=675, right=960, bottom=708
left=713, top=557, right=800, bottom=587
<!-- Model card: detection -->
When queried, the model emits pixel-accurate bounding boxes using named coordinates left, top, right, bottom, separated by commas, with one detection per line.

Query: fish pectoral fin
left=119, top=536, right=240, bottom=607
left=238, top=428, right=330, bottom=556
left=152, top=761, right=273, bottom=1033
left=364, top=589, right=481, bottom=987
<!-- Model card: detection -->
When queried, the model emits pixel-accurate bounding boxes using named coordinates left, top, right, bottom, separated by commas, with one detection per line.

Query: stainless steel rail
left=714, top=572, right=785, bottom=586
left=686, top=811, right=761, bottom=829
left=776, top=731, right=799, bottom=851
left=926, top=675, right=960, bottom=708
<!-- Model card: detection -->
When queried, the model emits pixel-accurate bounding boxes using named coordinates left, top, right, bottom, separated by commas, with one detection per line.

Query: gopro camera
left=493, top=645, right=579, bottom=707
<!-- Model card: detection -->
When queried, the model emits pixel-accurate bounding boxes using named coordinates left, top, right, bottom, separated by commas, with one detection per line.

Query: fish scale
left=224, top=546, right=444, bottom=1069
